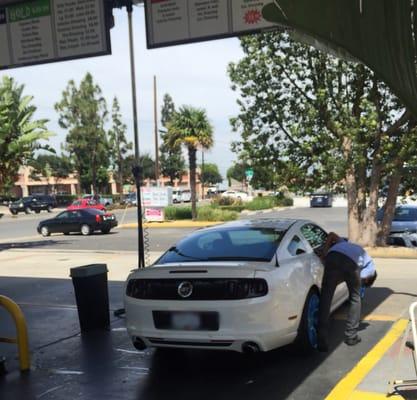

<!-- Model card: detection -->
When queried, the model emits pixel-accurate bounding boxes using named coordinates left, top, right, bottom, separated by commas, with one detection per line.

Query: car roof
left=200, top=218, right=307, bottom=232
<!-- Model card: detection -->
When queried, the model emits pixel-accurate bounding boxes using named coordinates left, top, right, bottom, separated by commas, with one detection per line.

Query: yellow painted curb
left=325, top=319, right=409, bottom=400
left=119, top=221, right=222, bottom=229
left=349, top=390, right=403, bottom=399
left=333, top=313, right=399, bottom=322
left=366, top=247, right=417, bottom=259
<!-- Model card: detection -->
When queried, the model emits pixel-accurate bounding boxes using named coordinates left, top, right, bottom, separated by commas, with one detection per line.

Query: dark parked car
left=9, top=195, right=56, bottom=215
left=310, top=193, right=333, bottom=207
left=37, top=209, right=118, bottom=237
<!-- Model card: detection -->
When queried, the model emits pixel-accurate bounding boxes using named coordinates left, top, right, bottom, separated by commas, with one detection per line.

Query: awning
left=262, top=0, right=417, bottom=117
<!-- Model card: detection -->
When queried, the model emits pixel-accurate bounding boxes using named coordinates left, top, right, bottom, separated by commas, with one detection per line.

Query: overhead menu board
left=0, top=0, right=110, bottom=70
left=145, top=0, right=278, bottom=49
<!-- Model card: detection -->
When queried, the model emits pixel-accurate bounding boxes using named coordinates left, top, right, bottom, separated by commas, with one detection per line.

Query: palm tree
left=167, top=106, right=214, bottom=220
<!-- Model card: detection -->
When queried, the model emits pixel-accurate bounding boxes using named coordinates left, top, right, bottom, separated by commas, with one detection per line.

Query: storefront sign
left=0, top=0, right=111, bottom=70
left=145, top=0, right=277, bottom=49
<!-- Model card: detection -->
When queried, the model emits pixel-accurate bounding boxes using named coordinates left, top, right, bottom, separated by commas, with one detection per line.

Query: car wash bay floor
left=0, top=276, right=396, bottom=400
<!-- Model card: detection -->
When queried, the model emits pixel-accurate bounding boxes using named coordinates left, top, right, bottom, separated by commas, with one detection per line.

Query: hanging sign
left=0, top=0, right=111, bottom=70
left=144, top=0, right=277, bottom=49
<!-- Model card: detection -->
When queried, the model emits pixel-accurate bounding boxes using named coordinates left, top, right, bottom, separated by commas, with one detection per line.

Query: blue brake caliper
left=307, top=294, right=320, bottom=348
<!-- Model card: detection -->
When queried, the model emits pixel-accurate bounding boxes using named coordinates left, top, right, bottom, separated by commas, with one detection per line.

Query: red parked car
left=67, top=198, right=106, bottom=211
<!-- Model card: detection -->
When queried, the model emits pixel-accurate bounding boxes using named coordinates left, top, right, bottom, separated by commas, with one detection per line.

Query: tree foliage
left=229, top=32, right=416, bottom=246
left=108, top=97, right=132, bottom=192
left=29, top=153, right=72, bottom=189
left=167, top=106, right=214, bottom=219
left=122, top=154, right=156, bottom=185
left=159, top=94, right=185, bottom=184
left=200, top=163, right=222, bottom=185
left=55, top=73, right=109, bottom=194
left=0, top=76, right=53, bottom=194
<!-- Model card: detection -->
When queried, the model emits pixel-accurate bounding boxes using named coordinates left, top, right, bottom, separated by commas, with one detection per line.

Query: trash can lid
left=70, top=264, right=108, bottom=278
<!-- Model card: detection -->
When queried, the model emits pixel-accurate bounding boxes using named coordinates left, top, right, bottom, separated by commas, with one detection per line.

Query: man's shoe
left=344, top=336, right=361, bottom=346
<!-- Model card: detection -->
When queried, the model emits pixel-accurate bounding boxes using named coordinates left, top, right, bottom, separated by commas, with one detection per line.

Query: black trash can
left=70, top=264, right=110, bottom=332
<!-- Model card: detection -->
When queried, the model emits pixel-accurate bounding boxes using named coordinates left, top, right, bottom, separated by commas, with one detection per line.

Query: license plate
left=317, top=198, right=322, bottom=202
left=104, top=215, right=114, bottom=220
left=171, top=312, right=201, bottom=330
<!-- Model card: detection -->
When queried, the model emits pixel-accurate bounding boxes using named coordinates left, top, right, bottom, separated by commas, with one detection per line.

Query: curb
left=365, top=246, right=417, bottom=259
left=119, top=221, right=222, bottom=229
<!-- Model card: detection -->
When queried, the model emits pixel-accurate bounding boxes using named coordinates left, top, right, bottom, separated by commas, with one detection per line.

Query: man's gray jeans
left=318, top=251, right=361, bottom=342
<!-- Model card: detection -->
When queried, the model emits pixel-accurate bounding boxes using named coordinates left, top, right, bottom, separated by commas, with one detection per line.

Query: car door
left=50, top=211, right=71, bottom=233
left=300, top=223, right=348, bottom=305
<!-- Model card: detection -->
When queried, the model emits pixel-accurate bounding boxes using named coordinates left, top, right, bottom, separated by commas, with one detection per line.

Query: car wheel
left=81, top=224, right=91, bottom=236
left=41, top=226, right=50, bottom=237
left=25, top=207, right=32, bottom=214
left=294, top=288, right=320, bottom=352
left=101, top=228, right=111, bottom=234
left=63, top=232, right=70, bottom=236
left=47, top=205, right=53, bottom=212
left=35, top=210, right=41, bottom=214
left=10, top=210, right=17, bottom=215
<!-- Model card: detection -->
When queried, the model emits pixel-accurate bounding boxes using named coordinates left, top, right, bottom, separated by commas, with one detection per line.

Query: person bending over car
left=317, top=232, right=377, bottom=352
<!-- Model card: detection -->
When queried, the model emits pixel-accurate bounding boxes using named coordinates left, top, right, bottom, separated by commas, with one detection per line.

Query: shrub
left=164, top=206, right=192, bottom=220
left=243, top=195, right=293, bottom=211
left=211, top=195, right=235, bottom=206
left=277, top=197, right=293, bottom=207
left=218, top=205, right=246, bottom=213
left=196, top=206, right=238, bottom=222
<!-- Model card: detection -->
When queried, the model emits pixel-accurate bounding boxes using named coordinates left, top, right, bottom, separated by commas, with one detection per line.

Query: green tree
left=229, top=32, right=414, bottom=246
left=55, top=73, right=109, bottom=194
left=108, top=97, right=132, bottom=192
left=227, top=162, right=247, bottom=186
left=200, top=163, right=222, bottom=186
left=0, top=76, right=53, bottom=194
left=159, top=94, right=185, bottom=184
left=167, top=106, right=214, bottom=219
left=30, top=153, right=72, bottom=192
left=122, top=154, right=156, bottom=185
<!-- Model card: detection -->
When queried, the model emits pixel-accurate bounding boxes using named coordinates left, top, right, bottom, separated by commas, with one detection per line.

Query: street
left=0, top=206, right=348, bottom=252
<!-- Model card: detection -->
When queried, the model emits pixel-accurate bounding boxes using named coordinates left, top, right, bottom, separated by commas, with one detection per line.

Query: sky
left=1, top=5, right=245, bottom=179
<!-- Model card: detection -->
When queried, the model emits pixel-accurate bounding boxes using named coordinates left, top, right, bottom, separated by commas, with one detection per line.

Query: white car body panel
left=125, top=219, right=349, bottom=352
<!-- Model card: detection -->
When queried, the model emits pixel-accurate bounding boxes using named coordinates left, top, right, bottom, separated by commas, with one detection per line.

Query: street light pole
left=127, top=1, right=145, bottom=269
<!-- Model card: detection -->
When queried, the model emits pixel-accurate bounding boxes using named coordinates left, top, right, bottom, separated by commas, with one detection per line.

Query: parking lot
left=1, top=206, right=417, bottom=399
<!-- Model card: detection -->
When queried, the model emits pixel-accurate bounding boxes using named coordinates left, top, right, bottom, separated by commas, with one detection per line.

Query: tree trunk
left=377, top=169, right=402, bottom=246
left=188, top=146, right=197, bottom=220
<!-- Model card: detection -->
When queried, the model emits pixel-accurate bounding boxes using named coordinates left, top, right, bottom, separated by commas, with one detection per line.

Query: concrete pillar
left=111, top=181, right=117, bottom=195
left=21, top=185, right=29, bottom=197
left=70, top=184, right=77, bottom=195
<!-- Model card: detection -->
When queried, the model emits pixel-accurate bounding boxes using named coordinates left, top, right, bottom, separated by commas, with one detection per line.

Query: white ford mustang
left=124, top=219, right=349, bottom=353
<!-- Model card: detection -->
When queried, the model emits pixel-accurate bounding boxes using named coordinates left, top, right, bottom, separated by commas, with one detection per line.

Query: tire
left=25, top=207, right=32, bottom=214
left=101, top=228, right=111, bottom=234
left=81, top=224, right=91, bottom=236
left=10, top=210, right=17, bottom=215
left=63, top=232, right=70, bottom=236
left=35, top=210, right=41, bottom=214
left=47, top=205, right=53, bottom=212
left=40, top=226, right=50, bottom=237
left=294, top=288, right=320, bottom=353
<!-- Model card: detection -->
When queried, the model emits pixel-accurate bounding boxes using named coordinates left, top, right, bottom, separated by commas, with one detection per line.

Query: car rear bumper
left=124, top=295, right=296, bottom=353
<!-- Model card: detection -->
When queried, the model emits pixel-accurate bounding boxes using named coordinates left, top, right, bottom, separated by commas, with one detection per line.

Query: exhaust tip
left=242, top=342, right=261, bottom=354
left=132, top=338, right=147, bottom=351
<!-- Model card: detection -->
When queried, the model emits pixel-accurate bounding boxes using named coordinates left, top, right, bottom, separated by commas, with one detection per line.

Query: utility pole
left=201, top=151, right=205, bottom=200
left=127, top=0, right=145, bottom=269
left=153, top=75, right=159, bottom=184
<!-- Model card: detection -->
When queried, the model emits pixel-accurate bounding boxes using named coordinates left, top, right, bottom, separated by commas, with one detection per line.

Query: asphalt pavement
left=0, top=206, right=348, bottom=252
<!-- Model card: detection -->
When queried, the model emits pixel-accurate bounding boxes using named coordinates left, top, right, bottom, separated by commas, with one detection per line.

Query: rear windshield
left=157, top=227, right=284, bottom=264
left=378, top=207, right=417, bottom=221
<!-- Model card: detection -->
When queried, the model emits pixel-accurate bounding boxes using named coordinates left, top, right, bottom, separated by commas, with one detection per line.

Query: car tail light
left=96, top=214, right=102, bottom=223
left=126, top=278, right=268, bottom=300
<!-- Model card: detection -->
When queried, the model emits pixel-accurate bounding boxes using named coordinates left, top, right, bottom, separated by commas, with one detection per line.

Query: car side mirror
left=296, top=248, right=306, bottom=255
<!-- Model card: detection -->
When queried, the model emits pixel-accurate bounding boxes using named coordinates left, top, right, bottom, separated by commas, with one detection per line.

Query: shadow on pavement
left=0, top=240, right=71, bottom=252
left=0, top=276, right=396, bottom=400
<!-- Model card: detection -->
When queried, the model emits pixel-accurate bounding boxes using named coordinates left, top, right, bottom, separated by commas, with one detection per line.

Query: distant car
left=67, top=198, right=106, bottom=211
left=124, top=192, right=137, bottom=206
left=9, top=195, right=56, bottom=215
left=221, top=190, right=252, bottom=202
left=310, top=193, right=333, bottom=208
left=172, top=190, right=182, bottom=204
left=125, top=218, right=349, bottom=353
left=82, top=194, right=113, bottom=207
left=378, top=204, right=417, bottom=233
left=181, top=189, right=192, bottom=203
left=37, top=209, right=117, bottom=236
